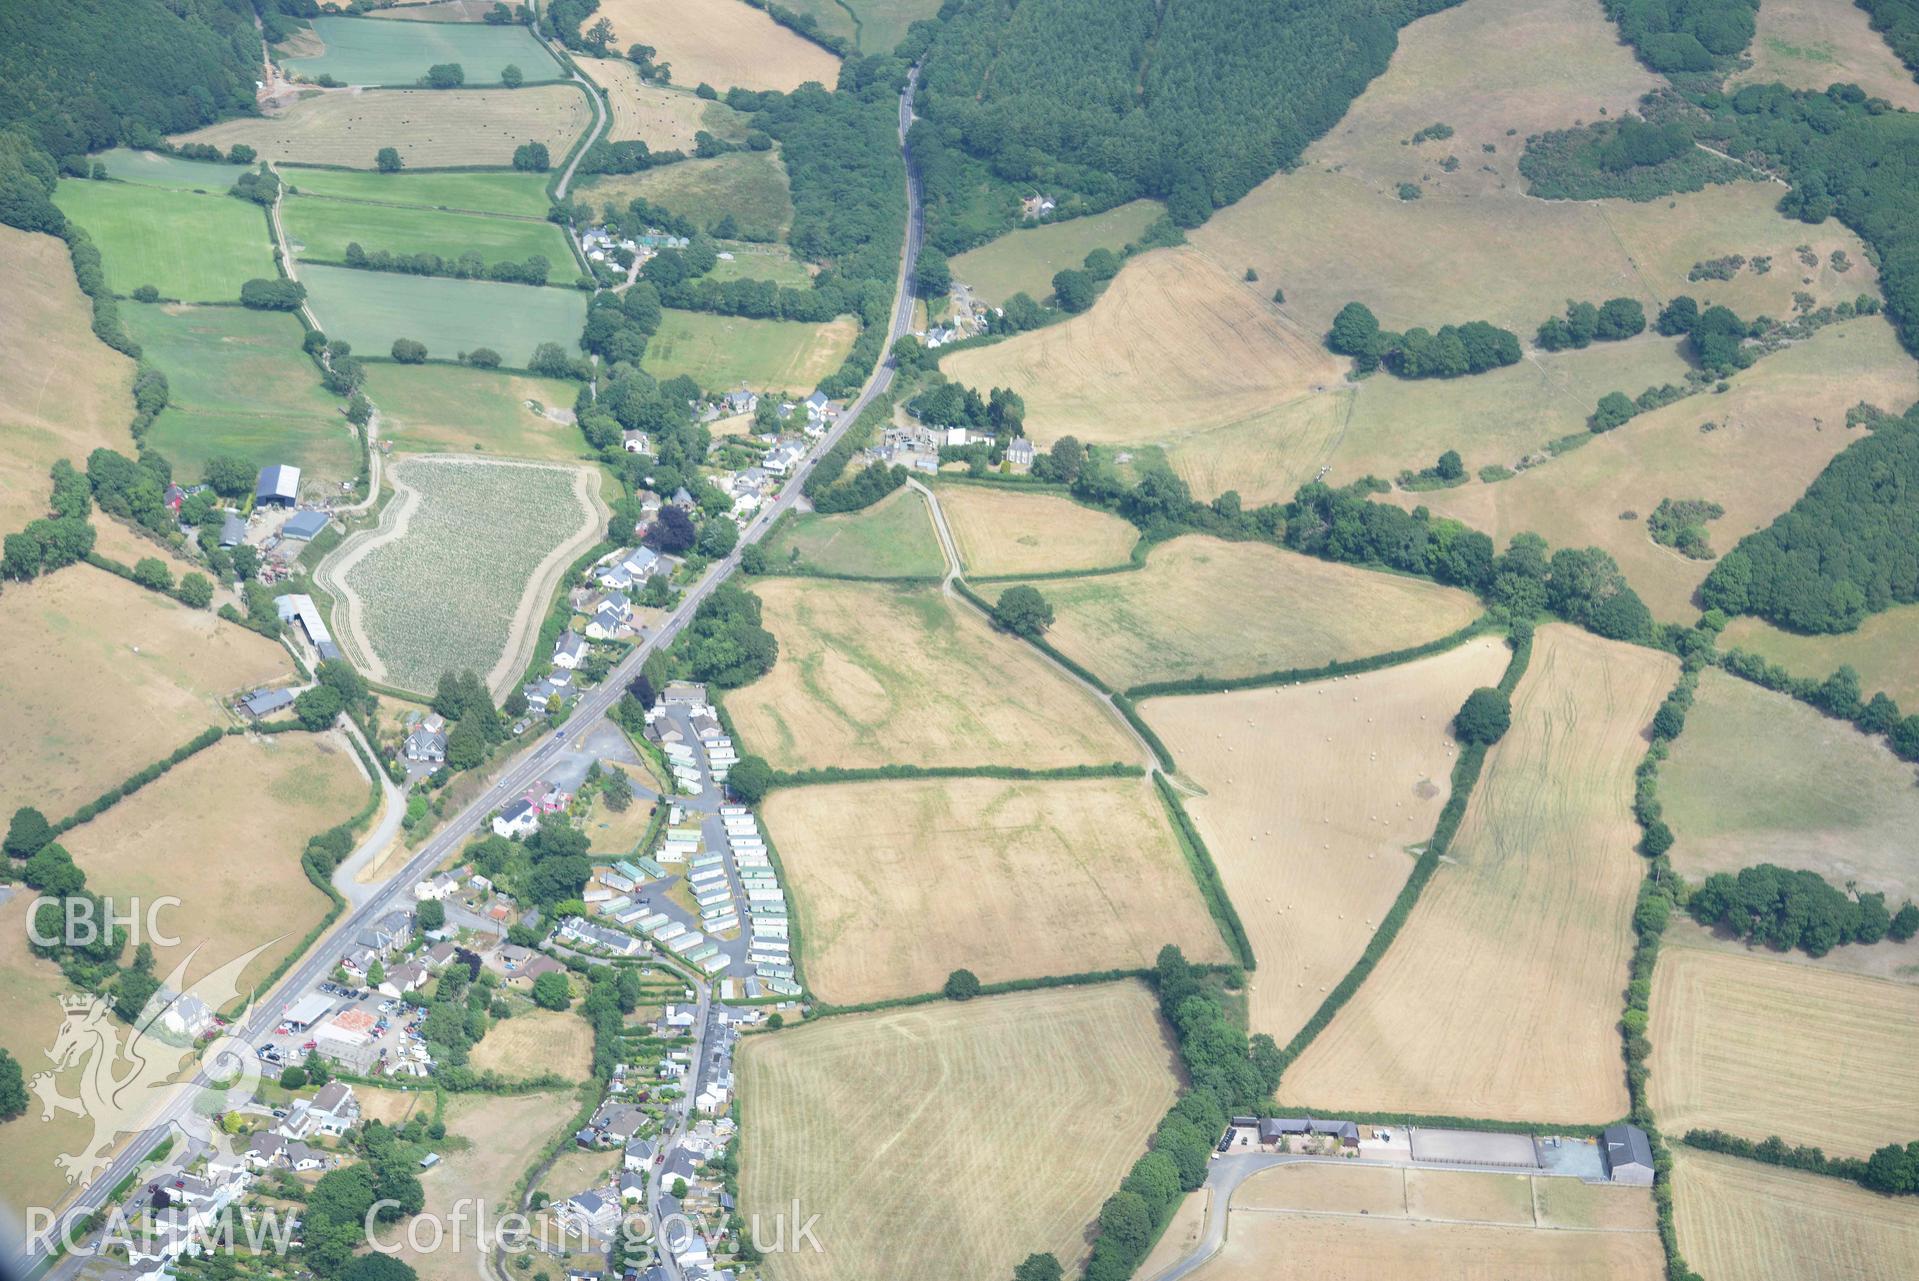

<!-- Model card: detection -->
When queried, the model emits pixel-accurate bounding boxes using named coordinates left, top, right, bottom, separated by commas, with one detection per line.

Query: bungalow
left=424, top=941, right=458, bottom=970
left=244, top=1132, right=287, bottom=1169
left=509, top=955, right=565, bottom=989
left=553, top=631, right=590, bottom=670
left=414, top=871, right=462, bottom=901
left=493, top=799, right=540, bottom=839
left=241, top=687, right=295, bottom=719
left=1256, top=1116, right=1360, bottom=1148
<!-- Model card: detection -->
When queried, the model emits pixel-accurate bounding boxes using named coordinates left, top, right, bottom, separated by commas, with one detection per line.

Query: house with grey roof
left=1005, top=437, right=1036, bottom=467
left=553, top=631, right=590, bottom=669
left=1602, top=1124, right=1655, bottom=1186
left=241, top=687, right=295, bottom=719
left=219, top=513, right=247, bottom=548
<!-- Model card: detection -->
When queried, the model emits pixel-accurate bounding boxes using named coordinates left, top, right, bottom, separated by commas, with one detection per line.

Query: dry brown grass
left=1400, top=318, right=1919, bottom=620
left=1013, top=536, right=1484, bottom=691
left=1671, top=1146, right=1919, bottom=1281
left=0, top=892, right=96, bottom=1235
left=1144, top=637, right=1511, bottom=1044
left=593, top=0, right=840, bottom=91
left=0, top=567, right=293, bottom=820
left=1283, top=626, right=1676, bottom=1122
left=353, top=1086, right=432, bottom=1126
left=1660, top=668, right=1919, bottom=904
left=578, top=56, right=743, bottom=148
left=1138, top=1189, right=1208, bottom=1280
left=943, top=247, right=1341, bottom=448
left=0, top=228, right=136, bottom=542
left=1648, top=943, right=1919, bottom=1158
left=373, top=1090, right=578, bottom=1281
left=469, top=1007, right=595, bottom=1082
left=1195, top=1160, right=1661, bottom=1281
left=172, top=86, right=590, bottom=168
left=937, top=484, right=1139, bottom=577
left=738, top=982, right=1180, bottom=1281
left=60, top=732, right=367, bottom=993
left=1731, top=0, right=1919, bottom=108
left=760, top=776, right=1229, bottom=1003
left=370, top=0, right=491, bottom=20
left=725, top=577, right=1136, bottom=770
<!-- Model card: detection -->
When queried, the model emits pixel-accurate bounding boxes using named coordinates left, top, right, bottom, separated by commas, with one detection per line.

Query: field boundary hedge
left=1124, top=616, right=1494, bottom=699
left=1273, top=625, right=1532, bottom=1072
left=807, top=966, right=1150, bottom=1019
left=50, top=725, right=226, bottom=836
left=1154, top=774, right=1254, bottom=969
left=762, top=761, right=1141, bottom=789
left=950, top=576, right=1116, bottom=694
left=1113, top=694, right=1176, bottom=772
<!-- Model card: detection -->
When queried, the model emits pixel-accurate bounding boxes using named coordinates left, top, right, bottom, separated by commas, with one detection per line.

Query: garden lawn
left=299, top=265, right=587, bottom=369
left=279, top=167, right=554, bottom=217
left=281, top=15, right=557, bottom=85
left=641, top=309, right=857, bottom=391
left=51, top=180, right=275, bottom=302
left=123, top=304, right=362, bottom=491
left=283, top=195, right=573, bottom=267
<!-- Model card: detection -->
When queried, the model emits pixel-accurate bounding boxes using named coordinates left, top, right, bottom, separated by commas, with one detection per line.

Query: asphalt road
left=15, top=60, right=927, bottom=1281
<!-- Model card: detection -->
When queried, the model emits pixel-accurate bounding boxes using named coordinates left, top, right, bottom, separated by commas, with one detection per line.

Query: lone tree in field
left=500, top=63, right=523, bottom=88
left=992, top=585, right=1054, bottom=639
left=1453, top=686, right=1512, bottom=745
left=375, top=146, right=403, bottom=173
left=944, top=969, right=981, bottom=1001
left=1051, top=267, right=1095, bottom=313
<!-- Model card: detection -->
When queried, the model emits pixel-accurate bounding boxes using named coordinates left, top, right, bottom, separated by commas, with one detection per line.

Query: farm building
left=281, top=510, right=330, bottom=541
left=275, top=593, right=340, bottom=661
left=1602, top=1124, right=1655, bottom=1186
left=241, top=687, right=295, bottom=718
left=256, top=464, right=301, bottom=507
left=219, top=513, right=247, bottom=548
left=1256, top=1117, right=1361, bottom=1148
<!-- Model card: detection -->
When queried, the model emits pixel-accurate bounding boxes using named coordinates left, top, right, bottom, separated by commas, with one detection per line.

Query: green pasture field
left=762, top=486, right=943, bottom=578
left=641, top=308, right=857, bottom=391
left=362, top=363, right=590, bottom=461
left=951, top=200, right=1164, bottom=305
left=281, top=15, right=556, bottom=86
left=709, top=244, right=814, bottom=288
left=95, top=147, right=253, bottom=192
left=280, top=167, right=554, bottom=217
left=575, top=150, right=792, bottom=241
left=123, top=304, right=362, bottom=489
left=282, top=195, right=573, bottom=267
left=776, top=0, right=941, bottom=52
left=299, top=264, right=588, bottom=367
left=1721, top=605, right=1919, bottom=709
left=51, top=180, right=275, bottom=302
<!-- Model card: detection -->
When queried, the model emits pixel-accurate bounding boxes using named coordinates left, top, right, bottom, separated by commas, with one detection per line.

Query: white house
left=493, top=800, right=539, bottom=839
left=553, top=631, right=589, bottom=670
left=276, top=1083, right=358, bottom=1139
left=379, top=961, right=428, bottom=999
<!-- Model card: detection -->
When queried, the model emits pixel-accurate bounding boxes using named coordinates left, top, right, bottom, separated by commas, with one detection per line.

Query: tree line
left=1687, top=863, right=1918, bottom=956
left=342, top=241, right=554, bottom=287
left=1326, top=301, right=1521, bottom=378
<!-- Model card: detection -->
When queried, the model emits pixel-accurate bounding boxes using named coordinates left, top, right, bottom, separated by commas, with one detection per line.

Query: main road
left=14, top=61, right=925, bottom=1281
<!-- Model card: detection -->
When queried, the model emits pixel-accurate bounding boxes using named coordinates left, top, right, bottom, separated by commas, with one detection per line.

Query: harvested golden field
left=1283, top=626, right=1676, bottom=1122
left=172, top=86, right=590, bottom=168
left=61, top=732, right=367, bottom=993
left=1732, top=0, right=1919, bottom=109
left=0, top=567, right=293, bottom=820
left=1144, top=637, right=1512, bottom=1044
left=0, top=893, right=95, bottom=1235
left=943, top=247, right=1340, bottom=448
left=373, top=1091, right=577, bottom=1281
left=1012, top=536, right=1483, bottom=690
left=592, top=0, right=840, bottom=91
left=1402, top=318, right=1919, bottom=620
left=1192, top=1162, right=1660, bottom=1281
left=761, top=776, right=1229, bottom=1003
left=1671, top=1146, right=1919, bottom=1281
left=1660, top=668, right=1919, bottom=903
left=725, top=577, right=1136, bottom=770
left=469, top=1007, right=595, bottom=1082
left=578, top=56, right=744, bottom=148
left=936, top=483, right=1138, bottom=577
left=738, top=983, right=1179, bottom=1281
left=1722, top=604, right=1919, bottom=708
left=1648, top=943, right=1919, bottom=1157
left=0, top=227, right=135, bottom=542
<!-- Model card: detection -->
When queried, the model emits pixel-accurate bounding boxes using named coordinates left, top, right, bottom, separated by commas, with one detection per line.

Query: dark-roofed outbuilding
left=256, top=464, right=301, bottom=506
left=1602, top=1123, right=1655, bottom=1186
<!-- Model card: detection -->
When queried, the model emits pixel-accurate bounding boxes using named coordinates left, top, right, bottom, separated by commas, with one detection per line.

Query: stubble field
left=760, top=775, right=1229, bottom=1003
left=1282, top=626, right=1675, bottom=1122
left=173, top=86, right=590, bottom=169
left=1009, top=536, right=1483, bottom=690
left=1143, top=636, right=1512, bottom=1044
left=590, top=0, right=841, bottom=91
left=724, top=577, right=1137, bottom=770
left=948, top=200, right=1164, bottom=306
left=1721, top=604, right=1919, bottom=712
left=1648, top=942, right=1919, bottom=1157
left=578, top=56, right=745, bottom=148
left=1670, top=1146, right=1919, bottom=1281
left=641, top=309, right=857, bottom=390
left=0, top=227, right=136, bottom=540
left=324, top=456, right=606, bottom=696
left=737, top=982, right=1180, bottom=1281
left=51, top=181, right=274, bottom=303
left=0, top=567, right=293, bottom=820
left=60, top=732, right=366, bottom=993
left=936, top=484, right=1138, bottom=578
left=123, top=304, right=362, bottom=490
left=1401, top=318, right=1919, bottom=620
left=1659, top=668, right=1919, bottom=903
left=469, top=1007, right=596, bottom=1082
left=761, top=486, right=944, bottom=578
